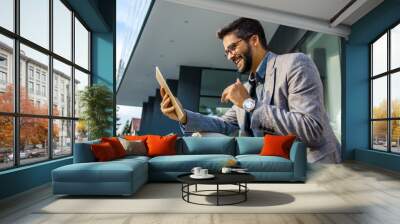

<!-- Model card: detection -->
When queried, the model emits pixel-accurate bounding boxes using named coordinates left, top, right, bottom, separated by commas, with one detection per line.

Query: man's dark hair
left=217, top=17, right=267, bottom=49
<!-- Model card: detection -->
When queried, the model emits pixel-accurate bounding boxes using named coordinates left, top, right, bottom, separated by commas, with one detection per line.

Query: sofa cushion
left=236, top=137, right=263, bottom=155
left=147, top=135, right=177, bottom=157
left=260, top=135, right=296, bottom=159
left=148, top=154, right=235, bottom=172
left=101, top=137, right=127, bottom=158
left=91, top=142, right=118, bottom=161
left=73, top=139, right=100, bottom=163
left=119, top=138, right=147, bottom=156
left=52, top=158, right=147, bottom=183
left=180, top=137, right=235, bottom=155
left=236, top=155, right=293, bottom=172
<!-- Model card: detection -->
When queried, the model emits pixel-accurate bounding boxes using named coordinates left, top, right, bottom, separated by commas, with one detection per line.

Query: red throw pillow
left=146, top=134, right=177, bottom=157
left=124, top=135, right=148, bottom=142
left=91, top=142, right=117, bottom=161
left=259, top=134, right=296, bottom=159
left=101, top=137, right=127, bottom=158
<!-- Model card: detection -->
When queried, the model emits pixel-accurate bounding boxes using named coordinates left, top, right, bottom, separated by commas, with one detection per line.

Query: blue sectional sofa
left=52, top=137, right=307, bottom=196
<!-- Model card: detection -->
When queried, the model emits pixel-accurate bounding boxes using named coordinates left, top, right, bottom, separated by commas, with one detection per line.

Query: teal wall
left=345, top=0, right=400, bottom=170
left=92, top=32, right=115, bottom=135
left=0, top=158, right=72, bottom=199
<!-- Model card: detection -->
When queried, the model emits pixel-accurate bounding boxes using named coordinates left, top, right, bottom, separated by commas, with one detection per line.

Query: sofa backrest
left=235, top=137, right=264, bottom=155
left=73, top=139, right=100, bottom=163
left=178, top=137, right=236, bottom=155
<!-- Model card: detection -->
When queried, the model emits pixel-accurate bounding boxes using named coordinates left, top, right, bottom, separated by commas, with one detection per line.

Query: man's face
left=222, top=33, right=252, bottom=74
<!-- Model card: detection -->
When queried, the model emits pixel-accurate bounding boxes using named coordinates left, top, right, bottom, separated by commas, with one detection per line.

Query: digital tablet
left=155, top=66, right=185, bottom=121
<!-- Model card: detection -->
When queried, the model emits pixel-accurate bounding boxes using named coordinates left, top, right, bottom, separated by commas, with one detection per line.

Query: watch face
left=244, top=99, right=255, bottom=110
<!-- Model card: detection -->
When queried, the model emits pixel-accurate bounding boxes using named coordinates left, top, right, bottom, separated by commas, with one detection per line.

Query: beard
left=236, top=46, right=252, bottom=74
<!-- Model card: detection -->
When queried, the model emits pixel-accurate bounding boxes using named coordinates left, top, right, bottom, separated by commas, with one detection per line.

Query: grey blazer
left=183, top=52, right=341, bottom=163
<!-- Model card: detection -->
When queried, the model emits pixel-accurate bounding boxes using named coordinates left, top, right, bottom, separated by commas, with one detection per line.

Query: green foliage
left=122, top=120, right=131, bottom=136
left=79, top=84, right=113, bottom=140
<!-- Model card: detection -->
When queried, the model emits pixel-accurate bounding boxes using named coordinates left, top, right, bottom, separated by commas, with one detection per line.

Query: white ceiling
left=226, top=0, right=352, bottom=23
left=117, top=0, right=383, bottom=106
left=117, top=0, right=279, bottom=106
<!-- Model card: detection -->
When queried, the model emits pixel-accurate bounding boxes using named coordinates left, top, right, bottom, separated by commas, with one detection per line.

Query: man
left=160, top=17, right=341, bottom=163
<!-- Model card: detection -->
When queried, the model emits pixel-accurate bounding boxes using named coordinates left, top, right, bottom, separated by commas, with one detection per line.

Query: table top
left=177, top=172, right=255, bottom=185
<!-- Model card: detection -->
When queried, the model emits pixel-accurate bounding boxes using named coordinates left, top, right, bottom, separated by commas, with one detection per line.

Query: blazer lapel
left=263, top=53, right=277, bottom=105
left=237, top=82, right=250, bottom=128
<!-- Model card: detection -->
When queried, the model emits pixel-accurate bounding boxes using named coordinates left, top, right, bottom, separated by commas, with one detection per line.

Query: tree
left=79, top=84, right=113, bottom=140
left=122, top=119, right=131, bottom=136
left=0, top=84, right=59, bottom=151
left=372, top=99, right=400, bottom=142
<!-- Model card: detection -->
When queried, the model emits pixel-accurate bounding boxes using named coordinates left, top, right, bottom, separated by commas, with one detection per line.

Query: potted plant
left=79, top=84, right=113, bottom=140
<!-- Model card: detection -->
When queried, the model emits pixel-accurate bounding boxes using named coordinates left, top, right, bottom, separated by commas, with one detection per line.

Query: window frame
left=0, top=0, right=92, bottom=171
left=369, top=20, right=400, bottom=154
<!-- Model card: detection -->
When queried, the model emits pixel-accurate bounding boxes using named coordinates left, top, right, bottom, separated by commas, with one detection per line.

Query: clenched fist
left=221, top=79, right=250, bottom=108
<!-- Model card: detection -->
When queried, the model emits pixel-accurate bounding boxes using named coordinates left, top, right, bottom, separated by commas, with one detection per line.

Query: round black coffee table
left=177, top=173, right=255, bottom=206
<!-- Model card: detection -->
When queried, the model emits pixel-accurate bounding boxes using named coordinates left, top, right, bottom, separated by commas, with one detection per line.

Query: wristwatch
left=242, top=98, right=256, bottom=112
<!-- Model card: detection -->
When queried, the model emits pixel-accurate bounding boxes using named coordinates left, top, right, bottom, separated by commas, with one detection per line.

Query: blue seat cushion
left=236, top=137, right=264, bottom=155
left=149, top=154, right=235, bottom=172
left=236, top=155, right=293, bottom=172
left=52, top=159, right=147, bottom=183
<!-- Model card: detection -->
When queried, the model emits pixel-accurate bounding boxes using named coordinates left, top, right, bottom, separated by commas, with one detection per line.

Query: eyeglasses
left=224, top=39, right=243, bottom=58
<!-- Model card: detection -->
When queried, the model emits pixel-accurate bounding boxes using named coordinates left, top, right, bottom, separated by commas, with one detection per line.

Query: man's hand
left=160, top=87, right=187, bottom=124
left=221, top=79, right=250, bottom=108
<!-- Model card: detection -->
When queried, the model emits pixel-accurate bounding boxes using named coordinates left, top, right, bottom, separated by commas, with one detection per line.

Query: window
left=42, top=85, right=46, bottom=97
left=0, top=0, right=91, bottom=170
left=0, top=71, right=6, bottom=85
left=20, top=0, right=49, bottom=49
left=370, top=23, right=400, bottom=153
left=0, top=35, right=13, bottom=112
left=53, top=119, right=72, bottom=158
left=53, top=59, right=72, bottom=117
left=74, top=18, right=89, bottom=70
left=0, top=116, right=13, bottom=170
left=41, top=73, right=46, bottom=83
left=0, top=55, right=7, bottom=67
left=28, top=67, right=34, bottom=80
left=28, top=81, right=34, bottom=94
left=36, top=83, right=40, bottom=95
left=74, top=69, right=89, bottom=118
left=53, top=0, right=72, bottom=60
left=35, top=70, right=40, bottom=81
left=0, top=0, right=14, bottom=32
left=199, top=69, right=237, bottom=116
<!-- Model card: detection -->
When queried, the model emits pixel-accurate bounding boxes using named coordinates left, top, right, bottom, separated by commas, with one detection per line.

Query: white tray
left=190, top=174, right=215, bottom=179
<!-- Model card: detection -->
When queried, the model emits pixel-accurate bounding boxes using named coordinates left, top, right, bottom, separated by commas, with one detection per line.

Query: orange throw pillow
left=101, top=137, right=127, bottom=158
left=91, top=142, right=117, bottom=161
left=146, top=134, right=177, bottom=157
left=259, top=134, right=296, bottom=159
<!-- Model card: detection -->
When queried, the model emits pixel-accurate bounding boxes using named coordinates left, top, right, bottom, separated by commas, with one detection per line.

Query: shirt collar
left=249, top=51, right=271, bottom=83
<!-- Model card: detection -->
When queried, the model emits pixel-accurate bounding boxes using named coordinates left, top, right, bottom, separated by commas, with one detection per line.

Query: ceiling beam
left=330, top=0, right=368, bottom=27
left=163, top=0, right=351, bottom=37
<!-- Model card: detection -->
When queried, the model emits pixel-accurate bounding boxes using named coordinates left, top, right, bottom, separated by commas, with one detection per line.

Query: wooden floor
left=1, top=161, right=400, bottom=224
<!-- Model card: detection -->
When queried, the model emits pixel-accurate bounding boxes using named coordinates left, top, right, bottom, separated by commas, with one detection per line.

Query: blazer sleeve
left=251, top=55, right=325, bottom=147
left=181, top=107, right=240, bottom=136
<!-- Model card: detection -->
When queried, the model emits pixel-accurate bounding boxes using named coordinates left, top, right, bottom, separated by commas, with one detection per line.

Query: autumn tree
left=372, top=99, right=400, bottom=143
left=0, top=84, right=60, bottom=152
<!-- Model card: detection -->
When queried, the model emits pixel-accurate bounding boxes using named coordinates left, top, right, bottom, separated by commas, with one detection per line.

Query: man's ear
left=248, top=35, right=259, bottom=48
